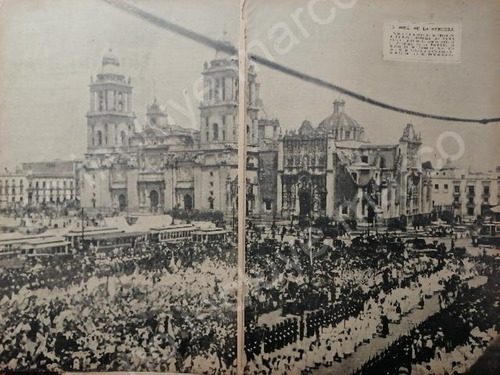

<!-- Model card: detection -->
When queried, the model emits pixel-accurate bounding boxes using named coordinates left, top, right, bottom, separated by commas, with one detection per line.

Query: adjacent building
left=430, top=165, right=499, bottom=219
left=0, top=171, right=28, bottom=208
left=0, top=161, right=80, bottom=209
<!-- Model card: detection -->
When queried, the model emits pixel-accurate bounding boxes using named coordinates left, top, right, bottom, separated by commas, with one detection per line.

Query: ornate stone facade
left=80, top=52, right=432, bottom=222
left=80, top=48, right=274, bottom=216
left=277, top=101, right=432, bottom=222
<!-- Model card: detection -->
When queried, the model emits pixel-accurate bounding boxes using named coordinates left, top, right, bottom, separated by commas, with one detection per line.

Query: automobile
left=387, top=241, right=405, bottom=252
left=405, top=238, right=428, bottom=250
left=323, top=224, right=347, bottom=239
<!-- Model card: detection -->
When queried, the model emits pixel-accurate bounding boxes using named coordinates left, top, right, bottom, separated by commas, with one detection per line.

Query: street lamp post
left=81, top=207, right=85, bottom=250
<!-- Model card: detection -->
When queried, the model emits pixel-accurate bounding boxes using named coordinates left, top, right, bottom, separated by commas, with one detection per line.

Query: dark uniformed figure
left=299, top=316, right=305, bottom=340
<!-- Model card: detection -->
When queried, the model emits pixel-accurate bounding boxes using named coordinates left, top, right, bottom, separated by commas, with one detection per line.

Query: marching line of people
left=355, top=264, right=500, bottom=375
left=244, top=252, right=478, bottom=375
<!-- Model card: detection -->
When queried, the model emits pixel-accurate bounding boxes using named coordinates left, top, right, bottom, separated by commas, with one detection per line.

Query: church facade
left=80, top=47, right=274, bottom=217
left=276, top=101, right=432, bottom=222
left=80, top=49, right=431, bottom=223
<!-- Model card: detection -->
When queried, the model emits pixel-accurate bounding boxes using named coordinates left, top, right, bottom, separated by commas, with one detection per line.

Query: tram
left=150, top=223, right=197, bottom=244
left=81, top=231, right=147, bottom=251
left=476, top=222, right=500, bottom=247
left=191, top=227, right=228, bottom=243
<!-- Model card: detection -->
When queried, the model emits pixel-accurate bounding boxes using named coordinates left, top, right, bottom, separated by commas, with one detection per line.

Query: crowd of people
left=1, top=219, right=498, bottom=374
left=243, top=226, right=490, bottom=374
left=0, top=240, right=238, bottom=373
left=354, top=259, right=500, bottom=375
left=244, top=255, right=479, bottom=373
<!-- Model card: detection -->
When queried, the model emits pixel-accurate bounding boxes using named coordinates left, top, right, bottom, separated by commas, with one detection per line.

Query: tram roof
left=0, top=233, right=55, bottom=245
left=192, top=228, right=227, bottom=234
left=83, top=231, right=146, bottom=240
left=21, top=239, right=71, bottom=249
left=150, top=224, right=197, bottom=232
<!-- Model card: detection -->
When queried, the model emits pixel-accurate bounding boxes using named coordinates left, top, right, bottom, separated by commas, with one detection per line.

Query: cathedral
left=80, top=48, right=431, bottom=223
left=80, top=46, right=276, bottom=217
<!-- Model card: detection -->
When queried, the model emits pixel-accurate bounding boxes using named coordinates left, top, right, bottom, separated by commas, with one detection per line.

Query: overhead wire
left=102, top=0, right=500, bottom=125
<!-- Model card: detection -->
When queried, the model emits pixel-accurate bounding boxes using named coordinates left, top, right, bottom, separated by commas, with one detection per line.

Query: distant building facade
left=430, top=165, right=499, bottom=219
left=0, top=161, right=79, bottom=209
left=0, top=172, right=28, bottom=208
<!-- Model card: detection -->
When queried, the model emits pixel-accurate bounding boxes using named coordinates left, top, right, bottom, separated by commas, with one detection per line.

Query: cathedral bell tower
left=199, top=35, right=261, bottom=147
left=87, top=49, right=136, bottom=154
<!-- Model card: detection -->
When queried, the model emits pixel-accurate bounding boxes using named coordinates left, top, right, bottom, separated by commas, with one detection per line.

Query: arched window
left=97, top=130, right=103, bottom=146
left=213, top=123, right=219, bottom=140
left=98, top=92, right=105, bottom=111
left=380, top=156, right=386, bottom=169
left=184, top=194, right=193, bottom=211
left=361, top=155, right=368, bottom=163
left=118, top=194, right=127, bottom=211
left=222, top=116, right=226, bottom=140
left=120, top=130, right=126, bottom=145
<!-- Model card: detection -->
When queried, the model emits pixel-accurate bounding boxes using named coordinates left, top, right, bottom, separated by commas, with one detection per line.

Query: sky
left=1, top=0, right=499, bottom=171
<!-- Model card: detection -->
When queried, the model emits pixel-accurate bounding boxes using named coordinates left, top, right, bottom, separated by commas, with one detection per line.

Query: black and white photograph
left=1, top=0, right=240, bottom=373
left=243, top=0, right=499, bottom=374
left=0, top=0, right=499, bottom=374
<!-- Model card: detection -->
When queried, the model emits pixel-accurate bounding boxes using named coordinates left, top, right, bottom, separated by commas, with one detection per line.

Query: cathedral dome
left=147, top=98, right=172, bottom=127
left=147, top=98, right=167, bottom=115
left=317, top=100, right=362, bottom=133
left=299, top=120, right=314, bottom=135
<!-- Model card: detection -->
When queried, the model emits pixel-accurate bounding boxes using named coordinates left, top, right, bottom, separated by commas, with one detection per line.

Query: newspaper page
left=0, top=0, right=239, bottom=373
left=0, top=0, right=499, bottom=374
left=243, top=0, right=499, bottom=374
